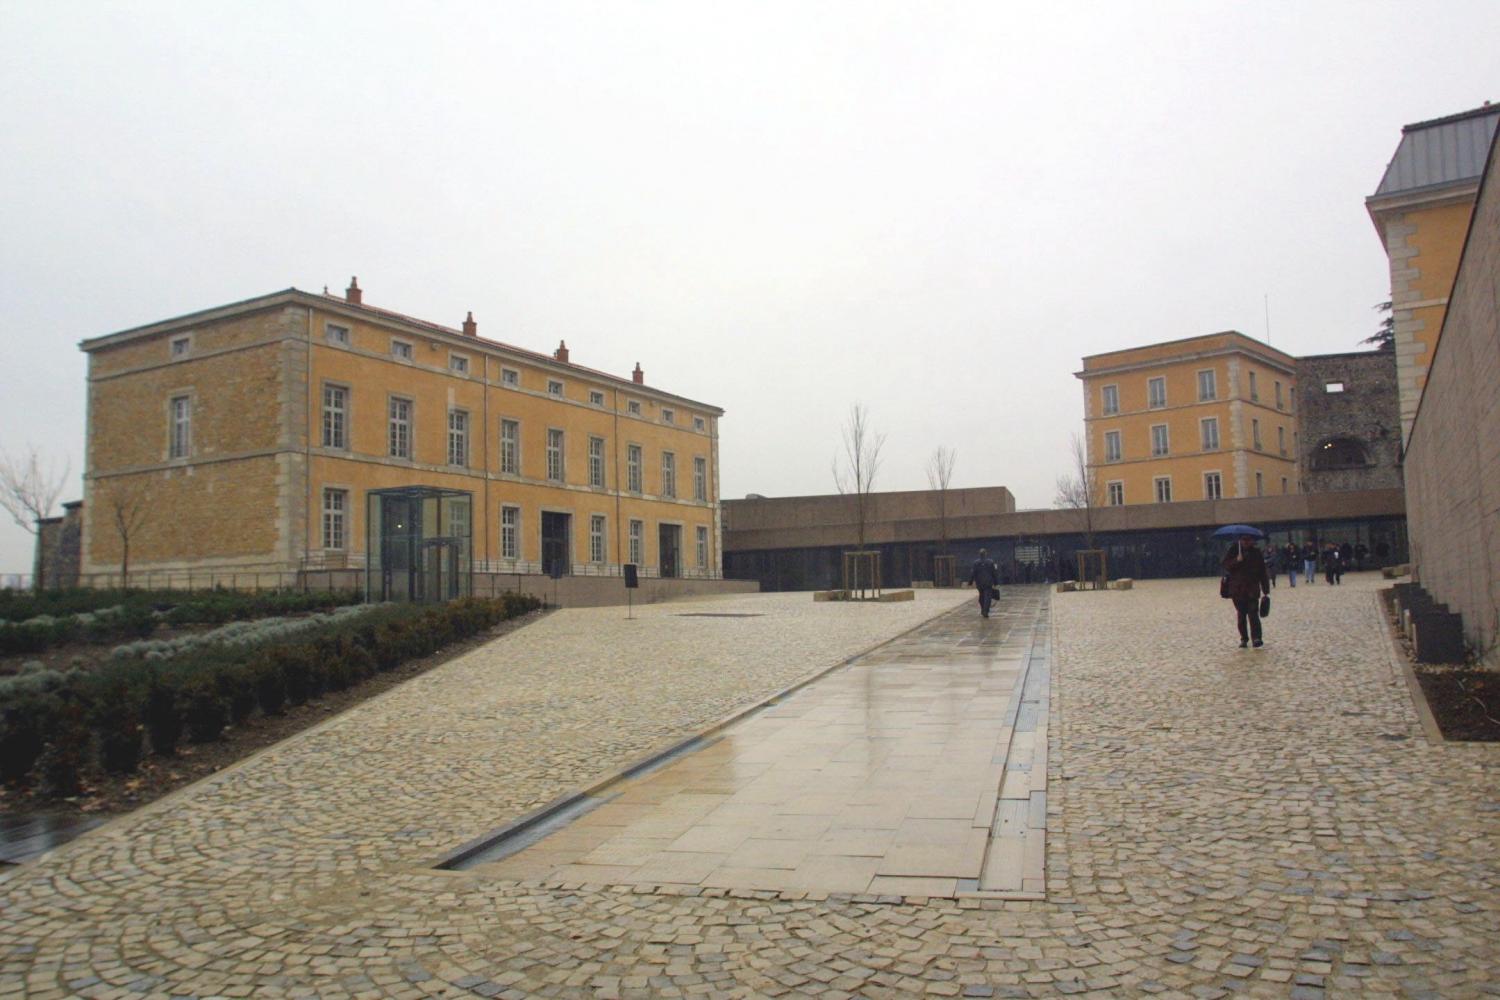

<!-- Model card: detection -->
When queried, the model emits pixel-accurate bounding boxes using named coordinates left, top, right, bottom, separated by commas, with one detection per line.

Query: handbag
left=990, top=586, right=1000, bottom=602
left=1259, top=594, right=1270, bottom=617
left=1219, top=575, right=1231, bottom=599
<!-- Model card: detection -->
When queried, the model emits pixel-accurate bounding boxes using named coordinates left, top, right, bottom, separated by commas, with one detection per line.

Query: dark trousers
left=977, top=586, right=994, bottom=617
left=1232, top=596, right=1263, bottom=642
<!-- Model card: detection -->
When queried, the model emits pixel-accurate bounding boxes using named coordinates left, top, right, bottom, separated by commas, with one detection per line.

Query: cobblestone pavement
left=3, top=576, right=1499, bottom=998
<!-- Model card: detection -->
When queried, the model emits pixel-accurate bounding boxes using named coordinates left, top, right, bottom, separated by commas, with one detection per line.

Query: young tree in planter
left=832, top=404, right=886, bottom=595
left=926, top=445, right=957, bottom=555
left=1055, top=432, right=1101, bottom=560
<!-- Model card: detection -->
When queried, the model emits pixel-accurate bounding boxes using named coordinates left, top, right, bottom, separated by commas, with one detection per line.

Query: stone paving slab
left=1, top=575, right=1498, bottom=998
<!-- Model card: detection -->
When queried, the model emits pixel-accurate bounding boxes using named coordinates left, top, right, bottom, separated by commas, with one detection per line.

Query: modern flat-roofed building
left=1075, top=332, right=1300, bottom=506
left=79, top=279, right=726, bottom=599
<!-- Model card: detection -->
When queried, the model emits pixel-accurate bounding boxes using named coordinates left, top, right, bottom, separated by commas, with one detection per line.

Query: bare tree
left=0, top=448, right=72, bottom=593
left=926, top=445, right=957, bottom=554
left=1053, top=432, right=1099, bottom=550
left=832, top=403, right=886, bottom=551
left=107, top=478, right=152, bottom=587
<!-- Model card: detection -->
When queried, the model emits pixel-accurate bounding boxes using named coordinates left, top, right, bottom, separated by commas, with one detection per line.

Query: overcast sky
left=1, top=2, right=1496, bottom=576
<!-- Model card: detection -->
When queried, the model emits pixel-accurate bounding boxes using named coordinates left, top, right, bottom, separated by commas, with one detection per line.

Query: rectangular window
left=448, top=410, right=469, bottom=466
left=546, top=428, right=565, bottom=482
left=1248, top=371, right=1259, bottom=401
left=389, top=398, right=412, bottom=459
left=1281, top=476, right=1289, bottom=494
left=661, top=452, right=676, bottom=498
left=1275, top=380, right=1284, bottom=409
left=590, top=515, right=606, bottom=563
left=391, top=339, right=413, bottom=361
left=322, top=488, right=347, bottom=549
left=1151, top=424, right=1169, bottom=457
left=628, top=519, right=643, bottom=565
left=627, top=444, right=643, bottom=492
left=696, top=525, right=709, bottom=571
left=169, top=395, right=191, bottom=459
left=1104, top=430, right=1122, bottom=463
left=694, top=416, right=706, bottom=432
left=1278, top=426, right=1286, bottom=456
left=322, top=384, right=348, bottom=449
left=1201, top=417, right=1220, bottom=451
left=501, top=506, right=520, bottom=560
left=627, top=399, right=641, bottom=416
left=1204, top=472, right=1222, bottom=500
left=1148, top=376, right=1167, bottom=408
left=693, top=456, right=707, bottom=501
left=1107, top=481, right=1124, bottom=506
left=501, top=367, right=519, bottom=387
left=1101, top=384, right=1119, bottom=416
left=1325, top=381, right=1345, bottom=393
left=500, top=419, right=520, bottom=474
left=1252, top=418, right=1262, bottom=451
left=450, top=354, right=470, bottom=374
left=170, top=335, right=191, bottom=358
left=589, top=390, right=605, bottom=407
left=325, top=323, right=350, bottom=345
left=547, top=379, right=564, bottom=397
left=1197, top=369, right=1217, bottom=401
left=588, top=436, right=605, bottom=488
left=662, top=408, right=675, bottom=425
left=1255, top=472, right=1264, bottom=497
left=1154, top=476, right=1172, bottom=503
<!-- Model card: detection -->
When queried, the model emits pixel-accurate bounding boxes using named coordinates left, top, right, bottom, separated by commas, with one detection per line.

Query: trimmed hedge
left=0, top=593, right=539, bottom=795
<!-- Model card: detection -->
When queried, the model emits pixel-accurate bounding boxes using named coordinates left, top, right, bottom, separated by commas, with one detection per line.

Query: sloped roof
left=1372, top=103, right=1499, bottom=199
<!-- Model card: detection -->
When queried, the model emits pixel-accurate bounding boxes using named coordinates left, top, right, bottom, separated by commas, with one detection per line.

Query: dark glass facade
left=725, top=516, right=1408, bottom=592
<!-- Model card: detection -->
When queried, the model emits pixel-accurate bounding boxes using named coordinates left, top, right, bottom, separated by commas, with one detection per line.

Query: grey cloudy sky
left=2, top=1, right=1496, bottom=575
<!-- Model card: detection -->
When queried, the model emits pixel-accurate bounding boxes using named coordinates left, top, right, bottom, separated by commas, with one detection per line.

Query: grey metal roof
left=1374, top=104, right=1500, bottom=198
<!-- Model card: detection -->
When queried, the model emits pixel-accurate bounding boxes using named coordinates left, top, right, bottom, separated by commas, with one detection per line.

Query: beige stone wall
left=1404, top=143, right=1500, bottom=657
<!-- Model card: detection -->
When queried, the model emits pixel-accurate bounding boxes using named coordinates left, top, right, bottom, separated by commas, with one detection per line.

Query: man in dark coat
left=968, top=549, right=1000, bottom=618
left=1222, top=537, right=1271, bottom=648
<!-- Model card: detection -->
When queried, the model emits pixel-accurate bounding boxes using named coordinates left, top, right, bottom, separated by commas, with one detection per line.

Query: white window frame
left=322, top=383, right=349, bottom=450
left=1104, top=430, right=1122, bottom=463
left=501, top=367, right=520, bottom=388
left=1153, top=476, right=1173, bottom=503
left=388, top=396, right=412, bottom=459
left=1150, top=423, right=1170, bottom=457
left=1147, top=376, right=1167, bottom=409
left=1275, top=380, right=1284, bottom=410
left=1107, top=481, right=1124, bottom=506
left=661, top=451, right=676, bottom=498
left=589, top=390, right=605, bottom=407
left=1248, top=371, right=1258, bottom=402
left=546, top=428, right=565, bottom=482
left=501, top=505, right=520, bottom=560
left=168, top=394, right=192, bottom=460
left=448, top=409, right=469, bottom=467
left=693, top=456, right=707, bottom=502
left=627, top=399, right=642, bottom=416
left=627, top=443, right=643, bottom=493
left=696, top=525, right=709, bottom=571
left=170, top=334, right=192, bottom=359
left=547, top=379, right=565, bottom=397
left=588, top=435, right=605, bottom=488
left=1252, top=418, right=1262, bottom=451
left=1101, top=384, right=1119, bottom=416
left=1197, top=369, right=1217, bottom=401
left=1200, top=417, right=1220, bottom=452
left=390, top=338, right=413, bottom=362
left=1278, top=426, right=1287, bottom=456
left=1204, top=471, right=1223, bottom=500
left=590, top=514, right=607, bottom=564
left=325, top=322, right=351, bottom=346
left=662, top=408, right=675, bottom=425
left=449, top=353, right=470, bottom=375
left=628, top=519, right=644, bottom=565
left=321, top=487, right=348, bottom=550
left=500, top=418, right=520, bottom=475
left=693, top=416, right=706, bottom=432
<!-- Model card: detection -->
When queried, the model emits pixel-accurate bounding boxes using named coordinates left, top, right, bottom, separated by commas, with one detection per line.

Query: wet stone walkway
left=1, top=576, right=1498, bottom=998
left=465, top=590, right=1051, bottom=899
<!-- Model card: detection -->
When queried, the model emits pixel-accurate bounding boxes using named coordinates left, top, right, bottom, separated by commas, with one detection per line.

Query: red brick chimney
left=345, top=277, right=362, bottom=305
left=632, top=362, right=644, bottom=384
left=554, top=340, right=569, bottom=363
left=462, top=311, right=477, bottom=337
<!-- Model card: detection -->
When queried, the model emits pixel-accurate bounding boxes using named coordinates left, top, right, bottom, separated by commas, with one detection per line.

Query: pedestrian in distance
left=1222, top=535, right=1271, bottom=648
left=1323, top=542, right=1341, bottom=585
left=1267, top=545, right=1279, bottom=589
left=968, top=548, right=1000, bottom=619
left=1302, top=540, right=1319, bottom=585
left=1283, top=541, right=1299, bottom=587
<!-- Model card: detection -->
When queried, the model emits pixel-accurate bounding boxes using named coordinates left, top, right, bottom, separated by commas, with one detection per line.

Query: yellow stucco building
left=80, top=280, right=724, bottom=596
left=1076, top=332, right=1299, bottom=506
left=1366, top=102, right=1500, bottom=444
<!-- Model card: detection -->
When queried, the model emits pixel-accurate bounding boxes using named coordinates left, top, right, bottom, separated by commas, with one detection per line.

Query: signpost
left=623, top=563, right=638, bottom=619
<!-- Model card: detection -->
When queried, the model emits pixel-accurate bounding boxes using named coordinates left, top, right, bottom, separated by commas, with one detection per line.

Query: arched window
left=1311, top=436, right=1369, bottom=470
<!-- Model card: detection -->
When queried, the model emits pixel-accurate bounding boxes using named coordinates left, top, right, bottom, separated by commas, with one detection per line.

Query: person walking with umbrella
left=1216, top=525, right=1271, bottom=649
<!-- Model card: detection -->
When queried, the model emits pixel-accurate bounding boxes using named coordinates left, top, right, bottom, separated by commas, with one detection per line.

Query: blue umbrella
left=1212, top=523, right=1265, bottom=539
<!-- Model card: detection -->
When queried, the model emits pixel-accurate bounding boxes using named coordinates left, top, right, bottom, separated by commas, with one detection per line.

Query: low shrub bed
left=0, top=588, right=364, bottom=657
left=0, top=593, right=539, bottom=797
